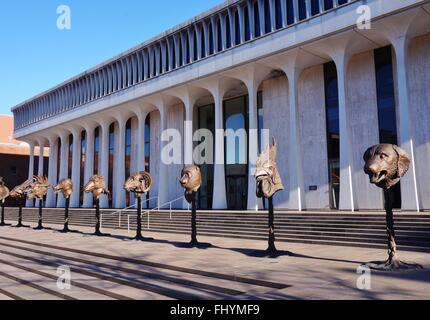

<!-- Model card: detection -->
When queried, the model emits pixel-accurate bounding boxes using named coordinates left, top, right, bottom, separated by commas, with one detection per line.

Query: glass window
left=209, top=23, right=214, bottom=55
left=264, top=0, right=271, bottom=33
left=286, top=0, right=295, bottom=24
left=324, top=0, right=334, bottom=10
left=298, top=0, right=307, bottom=20
left=80, top=131, right=86, bottom=207
left=374, top=46, right=398, bottom=145
left=94, top=127, right=100, bottom=175
left=226, top=14, right=232, bottom=49
left=254, top=2, right=261, bottom=37
left=68, top=134, right=73, bottom=178
left=108, top=124, right=115, bottom=208
left=324, top=62, right=340, bottom=210
left=235, top=10, right=241, bottom=45
left=275, top=0, right=283, bottom=29
left=244, top=5, right=251, bottom=41
left=311, top=0, right=320, bottom=15
left=197, top=104, right=215, bottom=209
left=125, top=119, right=132, bottom=206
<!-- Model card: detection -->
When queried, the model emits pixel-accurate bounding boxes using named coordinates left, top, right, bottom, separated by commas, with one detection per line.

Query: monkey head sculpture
left=53, top=179, right=74, bottom=199
left=180, top=166, right=202, bottom=203
left=255, top=138, right=284, bottom=199
left=0, top=177, right=10, bottom=203
left=363, top=144, right=411, bottom=190
left=124, top=172, right=153, bottom=195
left=26, top=176, right=50, bottom=200
left=84, top=175, right=110, bottom=200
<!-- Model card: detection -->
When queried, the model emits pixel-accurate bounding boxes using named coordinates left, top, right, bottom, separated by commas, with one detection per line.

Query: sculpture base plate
left=364, top=259, right=423, bottom=272
left=0, top=223, right=11, bottom=227
left=33, top=226, right=44, bottom=231
left=132, top=236, right=154, bottom=242
left=14, top=224, right=30, bottom=229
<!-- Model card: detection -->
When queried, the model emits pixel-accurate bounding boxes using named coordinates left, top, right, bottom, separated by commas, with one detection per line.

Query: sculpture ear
left=363, top=146, right=375, bottom=163
left=392, top=145, right=411, bottom=178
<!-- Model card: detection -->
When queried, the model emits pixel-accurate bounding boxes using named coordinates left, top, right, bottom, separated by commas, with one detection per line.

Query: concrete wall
left=346, top=51, right=383, bottom=210
left=262, top=76, right=290, bottom=209
left=408, top=33, right=430, bottom=210
left=298, top=65, right=330, bottom=210
left=167, top=103, right=184, bottom=205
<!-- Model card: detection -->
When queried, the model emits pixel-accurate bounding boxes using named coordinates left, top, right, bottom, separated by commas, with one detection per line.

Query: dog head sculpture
left=255, top=138, right=284, bottom=199
left=124, top=172, right=153, bottom=195
left=26, top=176, right=50, bottom=200
left=363, top=144, right=411, bottom=190
left=180, top=166, right=202, bottom=203
left=0, top=177, right=10, bottom=203
left=84, top=175, right=110, bottom=200
left=53, top=179, right=74, bottom=199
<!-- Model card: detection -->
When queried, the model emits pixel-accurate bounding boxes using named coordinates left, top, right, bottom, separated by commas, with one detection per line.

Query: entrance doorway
left=224, top=95, right=248, bottom=210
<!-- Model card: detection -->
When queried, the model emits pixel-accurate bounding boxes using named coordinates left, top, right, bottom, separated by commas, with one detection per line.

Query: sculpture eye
left=380, top=153, right=387, bottom=159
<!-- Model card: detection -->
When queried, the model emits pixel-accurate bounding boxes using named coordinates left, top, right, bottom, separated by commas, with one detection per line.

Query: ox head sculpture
left=0, top=177, right=10, bottom=203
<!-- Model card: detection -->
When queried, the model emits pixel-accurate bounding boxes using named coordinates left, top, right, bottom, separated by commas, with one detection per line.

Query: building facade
left=11, top=0, right=430, bottom=211
left=0, top=115, right=49, bottom=207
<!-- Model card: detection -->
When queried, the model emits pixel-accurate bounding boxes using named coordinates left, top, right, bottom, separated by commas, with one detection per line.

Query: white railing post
left=127, top=215, right=130, bottom=234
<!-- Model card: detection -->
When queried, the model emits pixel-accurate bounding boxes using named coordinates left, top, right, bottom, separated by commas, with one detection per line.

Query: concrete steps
left=3, top=208, right=430, bottom=253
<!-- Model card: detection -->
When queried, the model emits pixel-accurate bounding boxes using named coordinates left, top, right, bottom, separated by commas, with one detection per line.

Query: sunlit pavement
left=0, top=222, right=429, bottom=300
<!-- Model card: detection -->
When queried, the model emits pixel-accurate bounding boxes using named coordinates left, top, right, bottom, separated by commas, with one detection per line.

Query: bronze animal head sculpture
left=53, top=179, right=74, bottom=199
left=124, top=172, right=153, bottom=195
left=26, top=176, right=50, bottom=200
left=180, top=166, right=202, bottom=203
left=363, top=144, right=411, bottom=190
left=0, top=177, right=10, bottom=203
left=84, top=175, right=110, bottom=200
left=255, top=139, right=284, bottom=199
left=10, top=179, right=33, bottom=199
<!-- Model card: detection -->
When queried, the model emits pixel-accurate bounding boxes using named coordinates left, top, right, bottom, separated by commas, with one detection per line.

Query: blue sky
left=0, top=0, right=222, bottom=115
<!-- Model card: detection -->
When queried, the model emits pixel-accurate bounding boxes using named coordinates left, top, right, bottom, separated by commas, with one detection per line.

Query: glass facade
left=144, top=115, right=151, bottom=208
left=374, top=46, right=401, bottom=208
left=224, top=95, right=248, bottom=210
left=108, top=124, right=115, bottom=208
left=125, top=119, right=132, bottom=207
left=324, top=62, right=340, bottom=210
left=94, top=127, right=100, bottom=175
left=197, top=104, right=215, bottom=210
left=68, top=134, right=73, bottom=179
left=79, top=131, right=86, bottom=207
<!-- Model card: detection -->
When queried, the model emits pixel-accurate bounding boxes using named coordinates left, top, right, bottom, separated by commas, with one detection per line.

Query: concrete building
left=11, top=0, right=430, bottom=211
left=0, top=115, right=49, bottom=206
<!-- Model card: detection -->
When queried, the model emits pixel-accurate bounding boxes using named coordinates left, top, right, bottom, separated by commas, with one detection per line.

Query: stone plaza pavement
left=0, top=222, right=429, bottom=300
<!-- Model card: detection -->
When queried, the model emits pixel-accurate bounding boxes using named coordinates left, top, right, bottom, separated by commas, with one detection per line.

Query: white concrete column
left=334, top=53, right=357, bottom=211
left=196, top=25, right=202, bottom=60
left=247, top=1, right=255, bottom=39
left=258, top=0, right=265, bottom=34
left=26, top=141, right=35, bottom=207
left=285, top=67, right=306, bottom=211
left=183, top=98, right=195, bottom=166
left=99, top=121, right=110, bottom=208
left=203, top=22, right=210, bottom=57
left=281, top=0, right=288, bottom=27
left=188, top=28, right=195, bottom=62
left=319, top=0, right=325, bottom=13
left=269, top=0, right=276, bottom=31
left=212, top=85, right=227, bottom=209
left=70, top=128, right=82, bottom=208
left=238, top=5, right=246, bottom=43
left=37, top=139, right=45, bottom=176
left=305, top=0, right=312, bottom=19
left=293, top=0, right=299, bottom=23
left=46, top=136, right=58, bottom=208
left=220, top=14, right=227, bottom=51
left=392, top=37, right=421, bottom=211
left=158, top=103, right=169, bottom=206
left=114, top=117, right=127, bottom=209
left=83, top=126, right=95, bottom=208
left=246, top=81, right=263, bottom=211
left=57, top=132, right=70, bottom=208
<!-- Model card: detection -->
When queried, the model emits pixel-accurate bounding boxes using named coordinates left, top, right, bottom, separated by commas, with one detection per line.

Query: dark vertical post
left=190, top=192, right=198, bottom=245
left=136, top=195, right=143, bottom=240
left=35, top=198, right=44, bottom=230
left=0, top=201, right=6, bottom=226
left=16, top=199, right=24, bottom=228
left=384, top=188, right=397, bottom=263
left=62, top=197, right=70, bottom=232
left=267, top=196, right=277, bottom=253
left=94, top=198, right=102, bottom=235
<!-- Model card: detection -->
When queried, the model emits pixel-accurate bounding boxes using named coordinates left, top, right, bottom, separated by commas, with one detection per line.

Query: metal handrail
left=126, top=196, right=190, bottom=233
left=100, top=196, right=159, bottom=229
